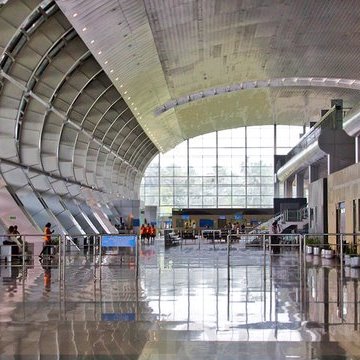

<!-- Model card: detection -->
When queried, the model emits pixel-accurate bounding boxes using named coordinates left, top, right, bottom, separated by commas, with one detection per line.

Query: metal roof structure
left=1, top=0, right=360, bottom=207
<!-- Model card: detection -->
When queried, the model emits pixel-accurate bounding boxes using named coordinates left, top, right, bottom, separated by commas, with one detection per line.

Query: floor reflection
left=0, top=241, right=359, bottom=359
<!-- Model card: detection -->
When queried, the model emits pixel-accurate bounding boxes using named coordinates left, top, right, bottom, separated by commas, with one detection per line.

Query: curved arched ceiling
left=2, top=0, right=360, bottom=202
left=0, top=0, right=157, bottom=202
left=56, top=0, right=360, bottom=153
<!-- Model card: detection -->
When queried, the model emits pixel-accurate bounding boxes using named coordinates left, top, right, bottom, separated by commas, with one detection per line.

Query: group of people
left=4, top=225, right=24, bottom=256
left=224, top=222, right=247, bottom=234
left=140, top=224, right=156, bottom=244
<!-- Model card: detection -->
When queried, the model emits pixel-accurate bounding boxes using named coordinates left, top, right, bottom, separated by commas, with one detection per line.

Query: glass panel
left=160, top=196, right=173, bottom=205
left=160, top=167, right=173, bottom=176
left=218, top=186, right=231, bottom=196
left=174, top=177, right=188, bottom=185
left=232, top=186, right=246, bottom=196
left=218, top=177, right=232, bottom=185
left=189, top=196, right=202, bottom=206
left=189, top=186, right=203, bottom=196
left=203, top=177, right=216, bottom=185
left=146, top=196, right=159, bottom=206
left=174, top=167, right=187, bottom=176
left=160, top=177, right=173, bottom=185
left=189, top=177, right=202, bottom=185
left=160, top=186, right=173, bottom=196
left=232, top=196, right=246, bottom=207
left=203, top=186, right=216, bottom=196
left=218, top=196, right=231, bottom=206
left=248, top=196, right=261, bottom=206
left=174, top=196, right=187, bottom=206
left=232, top=177, right=246, bottom=185
left=203, top=196, right=216, bottom=207
left=247, top=176, right=261, bottom=185
left=145, top=187, right=159, bottom=196
left=248, top=167, right=261, bottom=176
left=145, top=177, right=158, bottom=185
left=174, top=186, right=187, bottom=196
left=261, top=196, right=274, bottom=207
left=247, top=186, right=260, bottom=195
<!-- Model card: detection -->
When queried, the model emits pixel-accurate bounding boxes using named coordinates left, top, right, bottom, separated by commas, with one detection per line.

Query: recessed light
left=98, top=50, right=102, bottom=55
left=91, top=40, right=95, bottom=44
left=110, top=69, right=114, bottom=73
left=82, top=27, right=87, bottom=32
left=134, top=107, right=137, bottom=110
left=127, top=97, right=131, bottom=100
left=73, top=13, right=78, bottom=17
left=120, top=84, right=123, bottom=87
left=139, top=116, right=142, bottom=119
left=131, top=102, right=134, bottom=106
left=105, top=61, right=108, bottom=64
left=124, top=91, right=128, bottom=94
left=137, top=112, right=140, bottom=115
left=115, top=77, right=119, bottom=81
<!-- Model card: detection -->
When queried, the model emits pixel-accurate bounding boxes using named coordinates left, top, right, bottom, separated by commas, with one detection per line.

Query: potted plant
left=350, top=247, right=360, bottom=268
left=305, top=237, right=314, bottom=255
left=321, top=244, right=335, bottom=259
left=309, top=237, right=321, bottom=256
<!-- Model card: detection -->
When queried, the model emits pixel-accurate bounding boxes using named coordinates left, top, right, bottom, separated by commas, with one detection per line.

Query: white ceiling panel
left=52, top=0, right=360, bottom=152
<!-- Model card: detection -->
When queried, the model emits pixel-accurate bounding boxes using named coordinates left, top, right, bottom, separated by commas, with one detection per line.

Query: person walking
left=39, top=222, right=54, bottom=260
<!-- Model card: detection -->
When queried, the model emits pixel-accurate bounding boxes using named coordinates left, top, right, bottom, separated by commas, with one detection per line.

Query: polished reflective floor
left=1, top=240, right=360, bottom=359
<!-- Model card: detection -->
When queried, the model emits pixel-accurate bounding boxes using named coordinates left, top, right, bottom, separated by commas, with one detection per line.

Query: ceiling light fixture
left=73, top=13, right=78, bottom=17
left=98, top=50, right=102, bottom=55
left=91, top=40, right=95, bottom=44
left=82, top=27, right=87, bottom=32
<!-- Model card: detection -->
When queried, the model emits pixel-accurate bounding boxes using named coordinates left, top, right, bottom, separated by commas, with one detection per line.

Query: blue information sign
left=101, top=313, right=136, bottom=321
left=102, top=235, right=137, bottom=248
left=132, top=218, right=140, bottom=226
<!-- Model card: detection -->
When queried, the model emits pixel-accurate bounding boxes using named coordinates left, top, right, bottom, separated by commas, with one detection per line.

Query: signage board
left=101, top=235, right=137, bottom=248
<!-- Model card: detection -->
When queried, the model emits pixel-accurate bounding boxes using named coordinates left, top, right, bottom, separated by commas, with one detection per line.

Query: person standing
left=271, top=220, right=281, bottom=254
left=150, top=224, right=156, bottom=244
left=39, top=222, right=54, bottom=259
left=140, top=224, right=146, bottom=243
left=146, top=224, right=152, bottom=244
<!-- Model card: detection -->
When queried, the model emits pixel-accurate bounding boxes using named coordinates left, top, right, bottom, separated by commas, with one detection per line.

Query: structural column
left=308, top=164, right=319, bottom=184
left=295, top=172, right=304, bottom=198
left=284, top=177, right=293, bottom=198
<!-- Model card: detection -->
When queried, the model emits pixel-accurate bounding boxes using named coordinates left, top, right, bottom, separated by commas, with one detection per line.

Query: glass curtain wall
left=140, top=125, right=303, bottom=218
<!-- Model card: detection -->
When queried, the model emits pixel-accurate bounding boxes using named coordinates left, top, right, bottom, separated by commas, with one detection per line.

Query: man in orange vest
left=150, top=224, right=156, bottom=244
left=39, top=222, right=54, bottom=260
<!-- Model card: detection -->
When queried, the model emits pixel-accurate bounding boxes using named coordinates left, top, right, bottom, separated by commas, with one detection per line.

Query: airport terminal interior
left=2, top=0, right=360, bottom=359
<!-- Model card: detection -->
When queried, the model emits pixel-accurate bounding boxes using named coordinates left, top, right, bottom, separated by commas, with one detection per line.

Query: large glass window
left=141, top=126, right=302, bottom=217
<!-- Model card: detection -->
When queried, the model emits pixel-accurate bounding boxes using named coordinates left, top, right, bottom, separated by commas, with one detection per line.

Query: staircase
left=250, top=207, right=309, bottom=235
